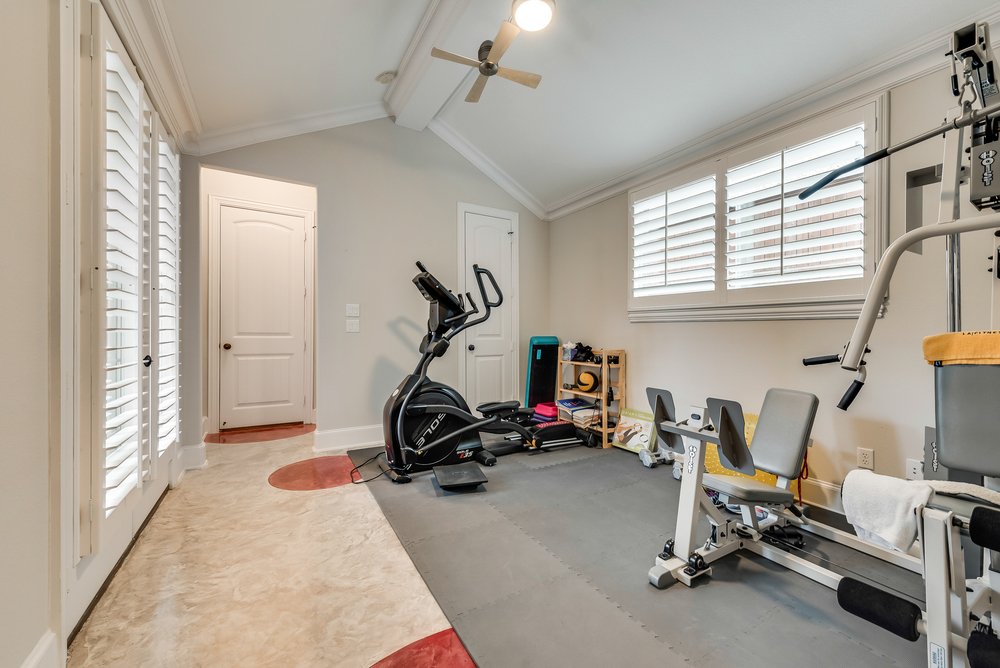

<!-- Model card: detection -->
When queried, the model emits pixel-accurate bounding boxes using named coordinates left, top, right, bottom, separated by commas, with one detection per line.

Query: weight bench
left=647, top=387, right=820, bottom=588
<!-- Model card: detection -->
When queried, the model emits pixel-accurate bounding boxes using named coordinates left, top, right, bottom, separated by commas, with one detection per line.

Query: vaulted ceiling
left=153, top=0, right=1000, bottom=219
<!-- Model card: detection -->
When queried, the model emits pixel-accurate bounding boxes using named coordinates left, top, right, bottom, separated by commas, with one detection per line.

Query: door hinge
left=303, top=340, right=306, bottom=351
left=88, top=499, right=93, bottom=523
left=303, top=395, right=306, bottom=406
left=89, top=34, right=93, bottom=58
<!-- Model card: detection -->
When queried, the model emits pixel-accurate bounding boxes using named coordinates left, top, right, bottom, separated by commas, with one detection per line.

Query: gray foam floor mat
left=349, top=446, right=927, bottom=667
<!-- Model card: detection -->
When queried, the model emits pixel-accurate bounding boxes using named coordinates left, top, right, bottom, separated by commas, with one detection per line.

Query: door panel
left=220, top=206, right=306, bottom=428
left=464, top=211, right=514, bottom=413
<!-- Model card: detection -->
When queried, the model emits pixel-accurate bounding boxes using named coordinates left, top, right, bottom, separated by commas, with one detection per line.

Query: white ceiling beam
left=101, top=0, right=202, bottom=152
left=385, top=0, right=471, bottom=132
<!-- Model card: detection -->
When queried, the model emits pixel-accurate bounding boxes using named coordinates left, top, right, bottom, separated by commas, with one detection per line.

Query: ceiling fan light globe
left=512, top=0, right=554, bottom=31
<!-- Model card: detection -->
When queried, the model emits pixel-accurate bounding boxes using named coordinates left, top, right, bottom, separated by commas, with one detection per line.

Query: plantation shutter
left=632, top=176, right=716, bottom=297
left=102, top=38, right=144, bottom=517
left=157, top=135, right=180, bottom=452
left=781, top=125, right=865, bottom=282
left=725, top=124, right=865, bottom=289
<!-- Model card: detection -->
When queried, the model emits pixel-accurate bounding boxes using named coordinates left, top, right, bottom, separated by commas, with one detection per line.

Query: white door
left=462, top=206, right=517, bottom=414
left=219, top=205, right=307, bottom=429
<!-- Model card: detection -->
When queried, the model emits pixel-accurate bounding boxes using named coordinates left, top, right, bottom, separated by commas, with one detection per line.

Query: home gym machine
left=793, top=21, right=1000, bottom=667
left=380, top=261, right=581, bottom=488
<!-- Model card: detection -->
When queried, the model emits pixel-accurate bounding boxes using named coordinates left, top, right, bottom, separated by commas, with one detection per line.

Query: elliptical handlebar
left=473, top=264, right=503, bottom=308
left=444, top=264, right=504, bottom=342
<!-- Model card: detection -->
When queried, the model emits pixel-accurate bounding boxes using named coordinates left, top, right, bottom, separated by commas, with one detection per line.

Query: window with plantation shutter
left=157, top=136, right=180, bottom=453
left=632, top=176, right=716, bottom=297
left=627, top=100, right=884, bottom=322
left=102, top=39, right=143, bottom=517
left=725, top=124, right=865, bottom=289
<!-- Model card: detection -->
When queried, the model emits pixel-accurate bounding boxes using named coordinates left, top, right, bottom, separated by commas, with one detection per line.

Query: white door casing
left=219, top=206, right=307, bottom=428
left=204, top=167, right=317, bottom=434
left=457, top=203, right=519, bottom=414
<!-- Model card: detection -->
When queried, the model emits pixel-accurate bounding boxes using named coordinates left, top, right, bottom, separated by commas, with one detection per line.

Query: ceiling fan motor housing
left=478, top=40, right=494, bottom=62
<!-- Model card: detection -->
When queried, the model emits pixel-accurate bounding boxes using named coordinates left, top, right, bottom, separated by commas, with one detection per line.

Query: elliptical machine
left=381, top=261, right=579, bottom=485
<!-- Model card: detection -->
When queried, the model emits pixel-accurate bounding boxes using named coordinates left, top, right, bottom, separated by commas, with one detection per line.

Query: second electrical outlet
left=857, top=447, right=874, bottom=470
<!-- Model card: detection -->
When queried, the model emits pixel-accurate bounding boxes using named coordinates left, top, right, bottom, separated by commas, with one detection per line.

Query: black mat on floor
left=349, top=446, right=926, bottom=668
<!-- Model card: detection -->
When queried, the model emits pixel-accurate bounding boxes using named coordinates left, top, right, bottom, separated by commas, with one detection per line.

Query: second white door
left=462, top=206, right=517, bottom=414
left=220, top=205, right=307, bottom=429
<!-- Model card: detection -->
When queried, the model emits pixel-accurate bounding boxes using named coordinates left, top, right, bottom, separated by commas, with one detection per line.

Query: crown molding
left=145, top=0, right=202, bottom=134
left=101, top=0, right=201, bottom=149
left=384, top=0, right=470, bottom=131
left=543, top=5, right=1000, bottom=221
left=428, top=117, right=547, bottom=221
left=188, top=103, right=390, bottom=156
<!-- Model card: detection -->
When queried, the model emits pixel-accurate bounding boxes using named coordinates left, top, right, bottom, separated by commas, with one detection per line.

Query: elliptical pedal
left=433, top=462, right=488, bottom=490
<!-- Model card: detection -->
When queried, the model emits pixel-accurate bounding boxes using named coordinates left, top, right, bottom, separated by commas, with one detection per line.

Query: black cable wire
left=738, top=514, right=925, bottom=607
left=349, top=452, right=391, bottom=484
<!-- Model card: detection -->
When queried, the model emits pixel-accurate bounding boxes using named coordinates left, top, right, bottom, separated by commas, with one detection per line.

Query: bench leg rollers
left=969, top=630, right=1000, bottom=668
left=970, top=507, right=1000, bottom=553
left=837, top=577, right=921, bottom=642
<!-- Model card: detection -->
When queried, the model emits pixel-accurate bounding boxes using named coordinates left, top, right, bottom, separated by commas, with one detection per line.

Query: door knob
left=223, top=343, right=232, bottom=350
left=142, top=355, right=152, bottom=368
left=468, top=344, right=475, bottom=351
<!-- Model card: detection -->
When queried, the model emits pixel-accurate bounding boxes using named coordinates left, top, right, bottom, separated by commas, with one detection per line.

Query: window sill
left=627, top=296, right=886, bottom=323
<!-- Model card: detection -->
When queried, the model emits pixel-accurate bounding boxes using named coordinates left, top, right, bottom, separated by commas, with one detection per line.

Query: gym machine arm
left=802, top=24, right=1000, bottom=409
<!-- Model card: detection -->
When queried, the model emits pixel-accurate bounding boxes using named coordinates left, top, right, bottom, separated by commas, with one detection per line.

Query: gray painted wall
left=182, top=118, right=550, bottom=433
left=0, top=1, right=52, bottom=665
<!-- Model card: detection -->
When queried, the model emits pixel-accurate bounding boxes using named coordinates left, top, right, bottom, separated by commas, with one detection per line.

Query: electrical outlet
left=346, top=319, right=360, bottom=333
left=857, top=447, right=874, bottom=470
left=906, top=458, right=923, bottom=480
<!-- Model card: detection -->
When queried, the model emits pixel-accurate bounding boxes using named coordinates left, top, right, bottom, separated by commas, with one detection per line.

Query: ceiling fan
left=430, top=20, right=542, bottom=103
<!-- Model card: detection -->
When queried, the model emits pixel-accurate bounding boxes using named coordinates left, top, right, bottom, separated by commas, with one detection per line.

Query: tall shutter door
left=157, top=137, right=180, bottom=452
left=101, top=39, right=143, bottom=517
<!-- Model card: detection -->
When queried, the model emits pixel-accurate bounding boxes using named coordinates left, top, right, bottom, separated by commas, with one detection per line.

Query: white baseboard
left=800, top=477, right=844, bottom=515
left=314, top=424, right=383, bottom=454
left=182, top=442, right=207, bottom=470
left=20, top=631, right=58, bottom=668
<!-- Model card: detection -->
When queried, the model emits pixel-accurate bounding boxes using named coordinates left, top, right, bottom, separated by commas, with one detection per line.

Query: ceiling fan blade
left=487, top=20, right=520, bottom=63
left=430, top=47, right=480, bottom=69
left=496, top=66, right=541, bottom=89
left=465, top=74, right=489, bottom=103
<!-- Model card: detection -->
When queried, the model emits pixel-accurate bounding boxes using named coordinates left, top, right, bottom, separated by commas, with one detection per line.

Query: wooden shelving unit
left=557, top=349, right=626, bottom=448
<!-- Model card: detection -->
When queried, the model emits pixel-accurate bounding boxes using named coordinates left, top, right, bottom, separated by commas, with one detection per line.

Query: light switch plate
left=346, top=319, right=360, bottom=332
left=346, top=304, right=360, bottom=317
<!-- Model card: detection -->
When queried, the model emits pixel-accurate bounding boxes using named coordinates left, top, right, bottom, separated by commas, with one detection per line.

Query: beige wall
left=183, top=118, right=550, bottom=432
left=0, top=0, right=53, bottom=665
left=548, top=65, right=997, bottom=498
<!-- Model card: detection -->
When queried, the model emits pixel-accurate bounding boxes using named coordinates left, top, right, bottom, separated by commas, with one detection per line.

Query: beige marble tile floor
left=67, top=433, right=450, bottom=668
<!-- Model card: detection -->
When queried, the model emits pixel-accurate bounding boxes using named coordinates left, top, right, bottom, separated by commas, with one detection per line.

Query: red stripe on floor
left=268, top=455, right=357, bottom=490
left=369, top=629, right=475, bottom=668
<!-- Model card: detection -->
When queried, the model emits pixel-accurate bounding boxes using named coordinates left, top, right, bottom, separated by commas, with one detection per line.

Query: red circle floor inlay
left=268, top=455, right=358, bottom=490
left=369, top=629, right=475, bottom=668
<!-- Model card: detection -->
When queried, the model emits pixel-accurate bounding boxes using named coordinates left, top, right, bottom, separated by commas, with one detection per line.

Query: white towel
left=842, top=469, right=933, bottom=552
left=926, top=480, right=1000, bottom=507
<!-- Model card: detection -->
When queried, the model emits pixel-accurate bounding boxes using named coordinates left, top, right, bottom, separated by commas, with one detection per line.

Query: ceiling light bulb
left=512, top=0, right=554, bottom=32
